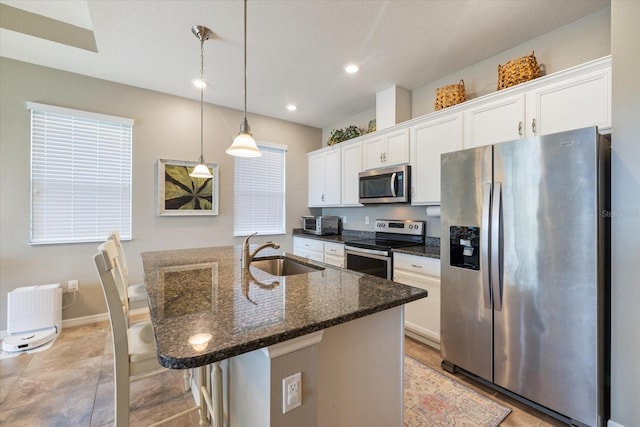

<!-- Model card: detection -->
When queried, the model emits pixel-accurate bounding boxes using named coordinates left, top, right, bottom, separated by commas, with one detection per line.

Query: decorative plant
left=328, top=125, right=364, bottom=145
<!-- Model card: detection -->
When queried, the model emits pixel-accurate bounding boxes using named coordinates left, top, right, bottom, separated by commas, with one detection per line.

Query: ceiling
left=0, top=0, right=609, bottom=129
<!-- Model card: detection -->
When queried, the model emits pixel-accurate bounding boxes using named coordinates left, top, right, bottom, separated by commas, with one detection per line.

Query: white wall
left=610, top=2, right=640, bottom=426
left=320, top=107, right=375, bottom=147
left=323, top=7, right=611, bottom=137
left=322, top=8, right=610, bottom=239
left=323, top=205, right=441, bottom=239
left=0, top=58, right=321, bottom=330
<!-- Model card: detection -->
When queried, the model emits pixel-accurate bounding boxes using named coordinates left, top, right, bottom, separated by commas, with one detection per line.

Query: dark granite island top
left=141, top=245, right=427, bottom=369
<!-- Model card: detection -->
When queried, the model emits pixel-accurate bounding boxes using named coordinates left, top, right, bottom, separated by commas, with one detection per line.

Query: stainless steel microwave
left=359, top=165, right=410, bottom=204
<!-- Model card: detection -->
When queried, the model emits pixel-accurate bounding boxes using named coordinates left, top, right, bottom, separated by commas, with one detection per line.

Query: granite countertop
left=391, top=245, right=441, bottom=259
left=293, top=230, right=441, bottom=260
left=141, top=246, right=427, bottom=369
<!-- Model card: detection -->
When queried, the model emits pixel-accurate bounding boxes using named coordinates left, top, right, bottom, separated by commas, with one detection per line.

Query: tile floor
left=1, top=320, right=562, bottom=426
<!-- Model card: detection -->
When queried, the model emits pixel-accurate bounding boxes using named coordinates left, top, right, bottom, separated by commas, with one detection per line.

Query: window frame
left=27, top=102, right=134, bottom=245
left=232, top=142, right=287, bottom=237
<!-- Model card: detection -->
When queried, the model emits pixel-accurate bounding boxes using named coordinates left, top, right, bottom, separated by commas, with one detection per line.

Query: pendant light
left=225, top=0, right=262, bottom=158
left=190, top=25, right=214, bottom=178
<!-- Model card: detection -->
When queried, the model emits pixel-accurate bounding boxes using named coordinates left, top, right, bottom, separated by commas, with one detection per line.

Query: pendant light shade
left=190, top=161, right=213, bottom=178
left=226, top=0, right=261, bottom=158
left=226, top=119, right=261, bottom=157
left=190, top=25, right=214, bottom=178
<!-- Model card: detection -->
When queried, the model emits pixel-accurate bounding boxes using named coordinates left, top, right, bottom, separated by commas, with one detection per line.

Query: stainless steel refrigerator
left=440, top=127, right=609, bottom=427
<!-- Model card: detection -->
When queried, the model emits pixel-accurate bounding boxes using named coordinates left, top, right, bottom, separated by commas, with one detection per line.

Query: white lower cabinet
left=293, top=236, right=344, bottom=266
left=293, top=236, right=324, bottom=262
left=323, top=242, right=345, bottom=268
left=393, top=253, right=440, bottom=349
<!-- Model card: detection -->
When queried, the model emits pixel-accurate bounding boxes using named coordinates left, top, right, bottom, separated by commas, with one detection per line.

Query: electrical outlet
left=68, top=280, right=79, bottom=292
left=365, top=216, right=370, bottom=225
left=282, top=372, right=301, bottom=414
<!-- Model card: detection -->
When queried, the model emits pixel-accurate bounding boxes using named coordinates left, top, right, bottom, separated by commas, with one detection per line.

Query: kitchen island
left=141, top=245, right=427, bottom=427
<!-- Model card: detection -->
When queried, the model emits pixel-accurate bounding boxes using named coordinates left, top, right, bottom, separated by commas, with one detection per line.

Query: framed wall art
left=157, top=159, right=219, bottom=216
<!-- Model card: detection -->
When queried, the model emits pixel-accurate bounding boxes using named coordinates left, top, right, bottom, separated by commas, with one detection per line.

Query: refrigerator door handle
left=491, top=182, right=503, bottom=311
left=481, top=183, right=492, bottom=309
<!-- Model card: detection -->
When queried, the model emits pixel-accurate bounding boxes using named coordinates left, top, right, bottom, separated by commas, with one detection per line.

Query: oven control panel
left=374, top=219, right=425, bottom=236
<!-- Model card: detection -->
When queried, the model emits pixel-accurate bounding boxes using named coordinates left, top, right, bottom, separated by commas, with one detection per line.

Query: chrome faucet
left=241, top=232, right=280, bottom=268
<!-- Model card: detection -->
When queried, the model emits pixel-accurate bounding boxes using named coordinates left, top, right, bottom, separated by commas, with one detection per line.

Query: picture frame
left=157, top=158, right=219, bottom=216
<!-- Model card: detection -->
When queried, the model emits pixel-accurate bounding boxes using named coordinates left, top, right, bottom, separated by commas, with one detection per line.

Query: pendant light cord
left=199, top=37, right=205, bottom=162
left=243, top=0, right=248, bottom=123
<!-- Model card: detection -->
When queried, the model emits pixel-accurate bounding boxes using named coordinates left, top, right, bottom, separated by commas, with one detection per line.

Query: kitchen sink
left=251, top=256, right=324, bottom=276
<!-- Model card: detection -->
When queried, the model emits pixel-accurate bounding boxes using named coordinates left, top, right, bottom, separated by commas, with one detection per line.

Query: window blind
left=28, top=102, right=133, bottom=244
left=233, top=143, right=287, bottom=236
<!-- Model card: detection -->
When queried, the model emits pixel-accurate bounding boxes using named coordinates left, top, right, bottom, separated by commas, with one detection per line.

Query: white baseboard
left=61, top=313, right=109, bottom=328
left=405, top=329, right=440, bottom=350
left=1, top=307, right=150, bottom=339
left=608, top=421, right=625, bottom=427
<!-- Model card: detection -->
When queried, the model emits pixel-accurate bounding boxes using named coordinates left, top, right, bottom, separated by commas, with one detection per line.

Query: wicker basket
left=497, top=51, right=541, bottom=90
left=434, top=80, right=466, bottom=111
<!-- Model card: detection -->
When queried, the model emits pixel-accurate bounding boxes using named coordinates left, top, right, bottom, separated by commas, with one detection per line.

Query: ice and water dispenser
left=449, top=226, right=480, bottom=270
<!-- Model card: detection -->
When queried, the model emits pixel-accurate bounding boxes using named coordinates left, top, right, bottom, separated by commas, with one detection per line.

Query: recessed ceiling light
left=344, top=64, right=359, bottom=74
left=286, top=104, right=297, bottom=111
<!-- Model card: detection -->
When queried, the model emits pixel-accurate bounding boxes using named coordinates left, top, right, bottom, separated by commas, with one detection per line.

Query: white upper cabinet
left=410, top=112, right=463, bottom=205
left=524, top=66, right=611, bottom=137
left=464, top=94, right=525, bottom=148
left=341, top=141, right=363, bottom=206
left=464, top=56, right=611, bottom=148
left=309, top=57, right=610, bottom=207
left=308, top=146, right=341, bottom=207
left=363, top=128, right=410, bottom=170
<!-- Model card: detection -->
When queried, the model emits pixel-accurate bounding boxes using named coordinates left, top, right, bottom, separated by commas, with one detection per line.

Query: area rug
left=404, top=356, right=511, bottom=426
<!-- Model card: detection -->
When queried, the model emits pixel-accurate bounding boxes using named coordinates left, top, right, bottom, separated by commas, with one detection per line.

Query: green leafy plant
left=328, top=125, right=364, bottom=145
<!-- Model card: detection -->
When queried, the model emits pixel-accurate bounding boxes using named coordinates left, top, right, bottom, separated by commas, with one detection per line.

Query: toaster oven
left=302, top=216, right=341, bottom=235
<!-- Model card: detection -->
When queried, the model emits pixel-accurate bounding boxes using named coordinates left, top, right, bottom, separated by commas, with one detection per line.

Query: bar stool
left=94, top=240, right=200, bottom=426
left=108, top=231, right=148, bottom=310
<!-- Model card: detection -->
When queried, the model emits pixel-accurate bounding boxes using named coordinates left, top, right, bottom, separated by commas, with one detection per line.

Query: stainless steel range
left=344, top=219, right=425, bottom=279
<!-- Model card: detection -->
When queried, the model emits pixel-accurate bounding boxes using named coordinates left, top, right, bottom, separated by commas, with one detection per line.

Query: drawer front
left=298, top=249, right=324, bottom=263
left=324, top=242, right=345, bottom=257
left=293, top=237, right=324, bottom=253
left=324, top=254, right=344, bottom=268
left=393, top=253, right=440, bottom=277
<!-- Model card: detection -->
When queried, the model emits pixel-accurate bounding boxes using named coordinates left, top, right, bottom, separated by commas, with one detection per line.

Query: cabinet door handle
left=518, top=121, right=523, bottom=136
left=321, top=194, right=325, bottom=202
left=383, top=152, right=387, bottom=162
left=411, top=264, right=423, bottom=269
left=380, top=153, right=383, bottom=163
left=531, top=118, right=537, bottom=133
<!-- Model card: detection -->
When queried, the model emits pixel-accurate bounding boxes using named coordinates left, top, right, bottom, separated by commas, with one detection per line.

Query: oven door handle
left=344, top=246, right=390, bottom=258
left=390, top=172, right=397, bottom=197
